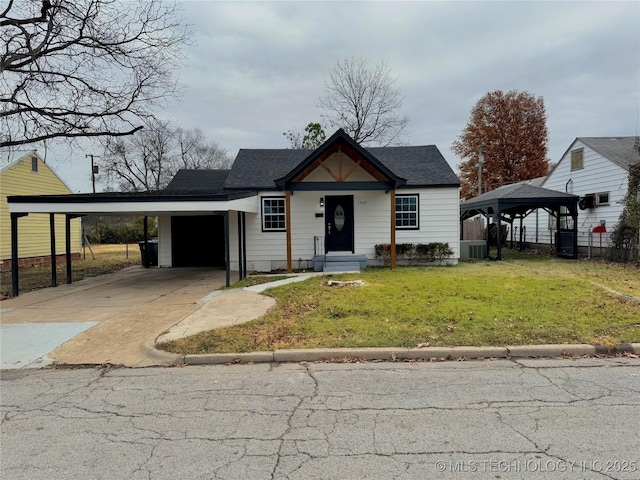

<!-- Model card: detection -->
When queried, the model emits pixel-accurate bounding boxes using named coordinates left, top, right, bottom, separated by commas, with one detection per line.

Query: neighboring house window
left=31, top=157, right=38, bottom=172
left=596, top=192, right=610, bottom=205
left=262, top=197, right=286, bottom=231
left=395, top=194, right=419, bottom=229
left=570, top=149, right=583, bottom=171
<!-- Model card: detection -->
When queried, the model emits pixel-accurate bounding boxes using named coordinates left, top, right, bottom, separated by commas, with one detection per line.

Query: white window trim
left=395, top=194, right=419, bottom=230
left=596, top=192, right=610, bottom=206
left=261, top=196, right=286, bottom=232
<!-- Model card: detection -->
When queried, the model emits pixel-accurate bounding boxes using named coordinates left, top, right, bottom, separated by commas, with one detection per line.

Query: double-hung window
left=262, top=197, right=286, bottom=232
left=395, top=194, right=419, bottom=229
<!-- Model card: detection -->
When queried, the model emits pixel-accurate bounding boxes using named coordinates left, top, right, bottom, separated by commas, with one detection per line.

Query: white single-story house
left=522, top=137, right=639, bottom=251
left=7, top=129, right=461, bottom=294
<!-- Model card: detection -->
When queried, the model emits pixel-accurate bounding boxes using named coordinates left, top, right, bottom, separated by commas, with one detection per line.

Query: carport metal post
left=50, top=213, right=57, bottom=287
left=241, top=212, right=247, bottom=278
left=143, top=216, right=149, bottom=268
left=237, top=211, right=243, bottom=281
left=65, top=214, right=73, bottom=284
left=224, top=212, right=230, bottom=287
left=11, top=212, right=27, bottom=296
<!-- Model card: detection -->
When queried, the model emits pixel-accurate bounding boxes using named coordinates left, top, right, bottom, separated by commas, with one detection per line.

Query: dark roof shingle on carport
left=460, top=182, right=579, bottom=219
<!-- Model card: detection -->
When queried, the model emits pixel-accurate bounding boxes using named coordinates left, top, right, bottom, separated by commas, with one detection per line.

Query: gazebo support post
left=496, top=208, right=502, bottom=260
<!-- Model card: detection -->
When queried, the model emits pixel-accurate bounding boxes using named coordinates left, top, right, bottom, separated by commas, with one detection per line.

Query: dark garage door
left=171, top=215, right=225, bottom=267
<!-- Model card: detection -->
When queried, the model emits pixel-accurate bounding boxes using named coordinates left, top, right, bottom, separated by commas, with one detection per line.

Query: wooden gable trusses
left=292, top=144, right=389, bottom=183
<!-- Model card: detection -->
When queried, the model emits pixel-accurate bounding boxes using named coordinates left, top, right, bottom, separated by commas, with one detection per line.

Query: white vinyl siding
left=522, top=139, right=628, bottom=248
left=228, top=188, right=460, bottom=271
left=157, top=215, right=172, bottom=267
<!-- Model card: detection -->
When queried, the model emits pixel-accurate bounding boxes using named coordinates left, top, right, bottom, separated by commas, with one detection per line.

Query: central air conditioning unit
left=460, top=240, right=487, bottom=260
left=579, top=193, right=596, bottom=210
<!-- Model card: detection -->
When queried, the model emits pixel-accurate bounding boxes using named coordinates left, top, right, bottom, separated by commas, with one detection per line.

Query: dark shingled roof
left=578, top=137, right=640, bottom=171
left=368, top=146, right=459, bottom=186
left=460, top=182, right=578, bottom=219
left=467, top=182, right=577, bottom=203
left=224, top=145, right=459, bottom=190
left=165, top=169, right=230, bottom=194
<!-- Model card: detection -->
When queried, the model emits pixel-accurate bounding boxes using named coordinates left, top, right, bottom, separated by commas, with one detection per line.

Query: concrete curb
left=182, top=343, right=640, bottom=365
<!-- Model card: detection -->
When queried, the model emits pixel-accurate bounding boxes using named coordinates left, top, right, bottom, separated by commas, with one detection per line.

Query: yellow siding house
left=0, top=151, right=82, bottom=270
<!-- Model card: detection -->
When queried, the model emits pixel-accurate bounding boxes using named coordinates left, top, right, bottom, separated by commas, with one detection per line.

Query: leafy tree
left=0, top=0, right=190, bottom=148
left=318, top=57, right=409, bottom=146
left=283, top=122, right=327, bottom=149
left=452, top=90, right=549, bottom=200
left=608, top=162, right=640, bottom=263
left=98, top=120, right=231, bottom=192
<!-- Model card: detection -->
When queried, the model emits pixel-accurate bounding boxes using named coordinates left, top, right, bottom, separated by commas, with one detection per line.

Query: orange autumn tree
left=452, top=90, right=550, bottom=200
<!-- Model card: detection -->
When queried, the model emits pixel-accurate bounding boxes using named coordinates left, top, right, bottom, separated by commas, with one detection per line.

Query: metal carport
left=7, top=191, right=259, bottom=296
left=460, top=183, right=579, bottom=260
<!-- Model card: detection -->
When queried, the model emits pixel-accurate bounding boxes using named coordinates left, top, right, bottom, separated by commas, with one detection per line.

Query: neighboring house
left=523, top=137, right=640, bottom=250
left=161, top=129, right=461, bottom=272
left=0, top=151, right=82, bottom=270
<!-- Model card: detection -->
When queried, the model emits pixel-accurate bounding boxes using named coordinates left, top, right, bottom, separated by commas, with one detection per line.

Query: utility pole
left=477, top=144, right=485, bottom=196
left=85, top=154, right=99, bottom=193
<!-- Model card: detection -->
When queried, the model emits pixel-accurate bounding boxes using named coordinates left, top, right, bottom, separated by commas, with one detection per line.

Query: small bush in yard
left=375, top=242, right=454, bottom=266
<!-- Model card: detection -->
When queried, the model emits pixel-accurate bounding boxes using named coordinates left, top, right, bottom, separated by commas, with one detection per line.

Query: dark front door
left=325, top=195, right=354, bottom=252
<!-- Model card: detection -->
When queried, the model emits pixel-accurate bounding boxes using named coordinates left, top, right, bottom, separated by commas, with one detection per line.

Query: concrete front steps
left=313, top=254, right=367, bottom=273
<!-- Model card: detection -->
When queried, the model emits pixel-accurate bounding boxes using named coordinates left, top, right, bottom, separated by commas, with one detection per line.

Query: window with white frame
left=395, top=194, right=419, bottom=229
left=262, top=197, right=286, bottom=231
left=596, top=192, right=610, bottom=205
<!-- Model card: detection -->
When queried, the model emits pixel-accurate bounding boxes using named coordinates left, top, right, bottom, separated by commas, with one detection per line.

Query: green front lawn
left=159, top=256, right=640, bottom=354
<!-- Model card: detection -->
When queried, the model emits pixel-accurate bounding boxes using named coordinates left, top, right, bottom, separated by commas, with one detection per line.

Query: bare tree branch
left=0, top=0, right=191, bottom=148
left=98, top=120, right=232, bottom=192
left=318, top=57, right=409, bottom=146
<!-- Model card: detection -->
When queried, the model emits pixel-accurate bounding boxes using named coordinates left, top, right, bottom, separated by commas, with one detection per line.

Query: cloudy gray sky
left=35, top=1, right=640, bottom=192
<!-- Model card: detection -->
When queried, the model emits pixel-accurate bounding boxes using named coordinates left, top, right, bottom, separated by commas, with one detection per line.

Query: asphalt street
left=1, top=358, right=639, bottom=480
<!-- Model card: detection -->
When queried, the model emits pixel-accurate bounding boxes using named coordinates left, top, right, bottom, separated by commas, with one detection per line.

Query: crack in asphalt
left=1, top=360, right=638, bottom=479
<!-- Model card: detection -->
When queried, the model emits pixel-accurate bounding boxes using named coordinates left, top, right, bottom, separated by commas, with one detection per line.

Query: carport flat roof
left=7, top=191, right=260, bottom=215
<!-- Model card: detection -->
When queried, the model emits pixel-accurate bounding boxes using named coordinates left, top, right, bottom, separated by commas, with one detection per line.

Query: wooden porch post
left=390, top=190, right=396, bottom=269
left=286, top=190, right=292, bottom=273
left=50, top=213, right=57, bottom=287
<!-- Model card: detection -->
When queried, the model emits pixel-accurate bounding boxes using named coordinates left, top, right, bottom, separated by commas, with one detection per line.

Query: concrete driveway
left=0, top=267, right=228, bottom=367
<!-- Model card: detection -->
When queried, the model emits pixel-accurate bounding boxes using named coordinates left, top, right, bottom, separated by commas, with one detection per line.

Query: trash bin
left=138, top=239, right=158, bottom=267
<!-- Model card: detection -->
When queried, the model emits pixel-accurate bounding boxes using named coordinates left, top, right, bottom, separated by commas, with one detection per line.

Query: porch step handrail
left=314, top=236, right=325, bottom=256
